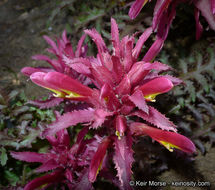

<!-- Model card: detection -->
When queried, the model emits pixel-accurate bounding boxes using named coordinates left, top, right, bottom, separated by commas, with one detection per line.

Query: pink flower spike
left=44, top=72, right=94, bottom=98
left=129, top=0, right=149, bottom=19
left=130, top=122, right=196, bottom=153
left=89, top=137, right=111, bottom=182
left=138, top=77, right=173, bottom=101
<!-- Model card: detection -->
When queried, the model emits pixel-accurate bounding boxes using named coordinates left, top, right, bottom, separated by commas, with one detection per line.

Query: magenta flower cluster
left=12, top=18, right=196, bottom=190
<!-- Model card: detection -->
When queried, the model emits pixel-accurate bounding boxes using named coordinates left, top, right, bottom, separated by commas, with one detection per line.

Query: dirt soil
left=0, top=0, right=65, bottom=98
left=0, top=0, right=214, bottom=190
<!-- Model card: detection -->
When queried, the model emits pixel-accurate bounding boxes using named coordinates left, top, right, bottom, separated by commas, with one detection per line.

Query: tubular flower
left=30, top=72, right=94, bottom=100
left=129, top=0, right=215, bottom=40
left=23, top=18, right=195, bottom=189
left=130, top=122, right=196, bottom=153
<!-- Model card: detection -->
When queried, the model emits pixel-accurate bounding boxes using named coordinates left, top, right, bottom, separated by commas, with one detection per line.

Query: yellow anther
left=159, top=141, right=180, bottom=152
left=62, top=90, right=82, bottom=98
left=144, top=93, right=159, bottom=102
left=115, top=131, right=124, bottom=140
left=46, top=88, right=65, bottom=98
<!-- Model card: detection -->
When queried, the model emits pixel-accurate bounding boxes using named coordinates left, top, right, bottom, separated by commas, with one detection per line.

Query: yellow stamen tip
left=62, top=90, right=81, bottom=98
left=144, top=93, right=159, bottom=102
left=46, top=87, right=65, bottom=98
left=115, top=131, right=124, bottom=140
left=160, top=141, right=180, bottom=152
left=53, top=92, right=64, bottom=98
left=96, top=160, right=103, bottom=177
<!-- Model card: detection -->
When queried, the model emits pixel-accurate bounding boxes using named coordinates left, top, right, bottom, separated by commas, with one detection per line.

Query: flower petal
left=30, top=72, right=64, bottom=98
left=195, top=0, right=215, bottom=31
left=44, top=72, right=94, bottom=98
left=89, top=137, right=111, bottom=182
left=130, top=122, right=196, bottom=153
left=24, top=170, right=63, bottom=190
left=143, top=37, right=164, bottom=62
left=152, top=0, right=171, bottom=30
left=115, top=115, right=127, bottom=139
left=129, top=0, right=149, bottom=19
left=21, top=67, right=54, bottom=76
left=138, top=76, right=173, bottom=101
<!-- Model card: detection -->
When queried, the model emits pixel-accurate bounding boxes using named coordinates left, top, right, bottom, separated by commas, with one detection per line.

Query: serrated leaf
left=113, top=134, right=134, bottom=190
left=43, top=109, right=94, bottom=136
left=185, top=81, right=196, bottom=102
left=131, top=106, right=177, bottom=132
left=178, top=97, right=185, bottom=108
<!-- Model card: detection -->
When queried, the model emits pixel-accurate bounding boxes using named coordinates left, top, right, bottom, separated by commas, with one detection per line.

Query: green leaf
left=5, top=170, right=19, bottom=186
left=15, top=101, right=23, bottom=106
left=0, top=147, right=8, bottom=166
